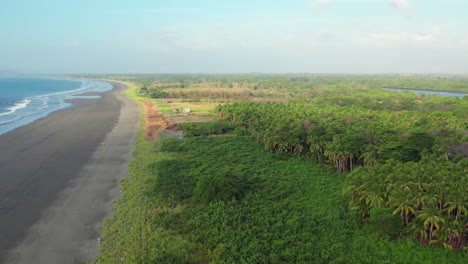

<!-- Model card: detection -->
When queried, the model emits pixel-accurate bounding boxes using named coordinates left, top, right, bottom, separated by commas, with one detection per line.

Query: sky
left=1, top=0, right=468, bottom=74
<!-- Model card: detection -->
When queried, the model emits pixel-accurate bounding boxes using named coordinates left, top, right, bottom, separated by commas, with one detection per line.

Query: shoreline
left=0, top=81, right=139, bottom=263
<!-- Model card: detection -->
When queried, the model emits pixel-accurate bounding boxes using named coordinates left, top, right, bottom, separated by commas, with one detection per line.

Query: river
left=383, top=87, right=467, bottom=97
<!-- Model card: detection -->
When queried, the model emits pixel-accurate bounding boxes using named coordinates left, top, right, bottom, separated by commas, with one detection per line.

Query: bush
left=149, top=91, right=169, bottom=98
left=368, top=208, right=403, bottom=238
left=193, top=169, right=249, bottom=203
left=207, top=120, right=236, bottom=135
left=182, top=123, right=206, bottom=137
left=233, top=126, right=248, bottom=136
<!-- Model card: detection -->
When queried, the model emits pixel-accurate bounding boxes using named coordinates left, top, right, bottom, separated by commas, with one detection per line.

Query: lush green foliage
left=96, top=76, right=467, bottom=263
left=344, top=157, right=467, bottom=249
left=149, top=90, right=169, bottom=98
left=217, top=94, right=467, bottom=172
left=368, top=208, right=403, bottom=238
left=98, top=135, right=466, bottom=263
left=216, top=87, right=467, bottom=250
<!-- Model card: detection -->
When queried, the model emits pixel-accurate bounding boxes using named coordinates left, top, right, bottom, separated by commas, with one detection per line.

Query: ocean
left=0, top=77, right=113, bottom=135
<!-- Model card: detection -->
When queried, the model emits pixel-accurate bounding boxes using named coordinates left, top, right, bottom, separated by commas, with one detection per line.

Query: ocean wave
left=0, top=99, right=50, bottom=125
left=0, top=98, right=31, bottom=117
left=33, top=81, right=90, bottom=99
left=37, top=99, right=48, bottom=111
left=0, top=81, right=90, bottom=118
left=0, top=114, right=23, bottom=125
left=0, top=79, right=112, bottom=135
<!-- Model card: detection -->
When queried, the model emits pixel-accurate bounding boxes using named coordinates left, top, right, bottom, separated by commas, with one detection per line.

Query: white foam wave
left=33, top=82, right=91, bottom=99
left=0, top=115, right=23, bottom=125
left=0, top=102, right=48, bottom=125
left=0, top=99, right=31, bottom=117
left=36, top=99, right=48, bottom=111
left=0, top=81, right=87, bottom=119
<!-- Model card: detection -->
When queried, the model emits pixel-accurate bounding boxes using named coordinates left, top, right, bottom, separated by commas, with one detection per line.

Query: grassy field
left=106, top=79, right=218, bottom=118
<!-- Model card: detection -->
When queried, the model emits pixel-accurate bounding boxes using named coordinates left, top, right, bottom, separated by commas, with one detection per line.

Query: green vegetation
left=344, top=158, right=467, bottom=248
left=98, top=134, right=466, bottom=263
left=217, top=97, right=466, bottom=170
left=217, top=86, right=467, bottom=250
left=78, top=74, right=468, bottom=100
left=96, top=74, right=467, bottom=263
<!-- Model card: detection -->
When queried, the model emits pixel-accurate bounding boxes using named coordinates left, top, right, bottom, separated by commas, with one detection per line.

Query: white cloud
left=387, top=0, right=411, bottom=10
left=431, top=26, right=441, bottom=34
left=308, top=0, right=332, bottom=10
left=387, top=0, right=415, bottom=17
left=413, top=34, right=433, bottom=41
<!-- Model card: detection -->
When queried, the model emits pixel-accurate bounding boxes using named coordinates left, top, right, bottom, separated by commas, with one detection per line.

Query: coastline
left=0, top=81, right=139, bottom=263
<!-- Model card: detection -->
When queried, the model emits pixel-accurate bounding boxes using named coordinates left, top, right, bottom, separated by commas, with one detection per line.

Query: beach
left=0, top=82, right=139, bottom=263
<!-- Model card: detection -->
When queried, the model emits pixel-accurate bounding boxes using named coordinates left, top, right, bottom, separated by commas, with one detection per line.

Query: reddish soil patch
left=140, top=100, right=168, bottom=141
left=166, top=123, right=183, bottom=131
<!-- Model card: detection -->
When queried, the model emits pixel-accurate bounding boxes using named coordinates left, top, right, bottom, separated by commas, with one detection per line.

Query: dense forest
left=95, top=74, right=467, bottom=263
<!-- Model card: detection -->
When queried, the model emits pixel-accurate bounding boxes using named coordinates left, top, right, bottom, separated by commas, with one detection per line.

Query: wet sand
left=0, top=82, right=139, bottom=263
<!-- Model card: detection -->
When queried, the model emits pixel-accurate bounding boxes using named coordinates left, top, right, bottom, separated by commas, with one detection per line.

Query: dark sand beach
left=0, top=82, right=139, bottom=263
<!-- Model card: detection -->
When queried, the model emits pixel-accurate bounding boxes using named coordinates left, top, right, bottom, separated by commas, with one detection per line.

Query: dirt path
left=139, top=100, right=168, bottom=141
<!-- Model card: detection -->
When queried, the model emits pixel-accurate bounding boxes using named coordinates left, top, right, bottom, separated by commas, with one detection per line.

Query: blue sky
left=1, top=0, right=468, bottom=73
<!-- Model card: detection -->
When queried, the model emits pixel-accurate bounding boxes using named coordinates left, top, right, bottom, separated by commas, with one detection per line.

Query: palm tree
left=416, top=204, right=446, bottom=243
left=363, top=190, right=386, bottom=208
left=446, top=197, right=467, bottom=222
left=361, top=173, right=388, bottom=209
left=359, top=148, right=379, bottom=167
left=348, top=150, right=355, bottom=171
left=409, top=185, right=428, bottom=214
left=437, top=219, right=464, bottom=248
left=388, top=189, right=416, bottom=226
left=307, top=137, right=325, bottom=163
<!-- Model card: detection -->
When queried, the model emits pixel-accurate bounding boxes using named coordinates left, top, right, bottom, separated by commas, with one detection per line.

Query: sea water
left=0, top=77, right=113, bottom=135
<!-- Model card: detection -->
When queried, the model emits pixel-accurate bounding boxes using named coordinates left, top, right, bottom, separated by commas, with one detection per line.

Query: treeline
left=93, top=73, right=468, bottom=100
left=67, top=73, right=468, bottom=94
left=217, top=97, right=466, bottom=172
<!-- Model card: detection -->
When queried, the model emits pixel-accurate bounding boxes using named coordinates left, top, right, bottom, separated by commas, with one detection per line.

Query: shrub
left=193, top=169, right=249, bottom=203
left=368, top=208, right=403, bottom=238
left=149, top=91, right=169, bottom=98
